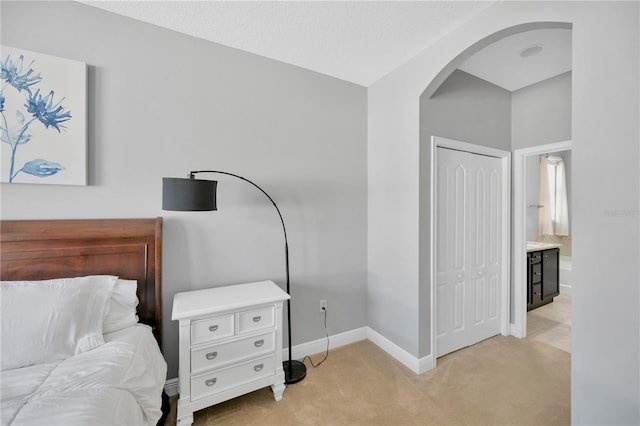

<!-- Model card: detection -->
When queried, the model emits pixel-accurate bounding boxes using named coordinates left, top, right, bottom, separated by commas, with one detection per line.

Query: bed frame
left=0, top=218, right=163, bottom=346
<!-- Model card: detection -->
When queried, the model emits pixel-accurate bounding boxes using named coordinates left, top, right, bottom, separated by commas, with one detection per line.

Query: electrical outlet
left=319, top=299, right=327, bottom=312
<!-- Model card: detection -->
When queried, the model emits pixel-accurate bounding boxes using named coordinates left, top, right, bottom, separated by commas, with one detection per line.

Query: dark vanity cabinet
left=527, top=248, right=560, bottom=311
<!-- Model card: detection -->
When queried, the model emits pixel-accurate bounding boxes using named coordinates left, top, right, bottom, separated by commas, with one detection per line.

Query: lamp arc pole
left=187, top=170, right=306, bottom=385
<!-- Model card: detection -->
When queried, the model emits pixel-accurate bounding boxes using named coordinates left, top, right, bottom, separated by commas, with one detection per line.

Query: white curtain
left=539, top=154, right=570, bottom=236
left=554, top=158, right=570, bottom=235
left=539, top=155, right=554, bottom=235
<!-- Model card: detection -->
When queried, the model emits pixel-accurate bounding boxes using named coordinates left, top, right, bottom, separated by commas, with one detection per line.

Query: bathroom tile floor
left=527, top=293, right=572, bottom=353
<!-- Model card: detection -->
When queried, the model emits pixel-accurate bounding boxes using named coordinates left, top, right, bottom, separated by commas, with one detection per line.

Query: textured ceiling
left=79, top=1, right=498, bottom=87
left=80, top=1, right=571, bottom=90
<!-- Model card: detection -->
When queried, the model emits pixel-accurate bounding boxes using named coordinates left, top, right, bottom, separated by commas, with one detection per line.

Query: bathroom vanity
left=527, top=243, right=560, bottom=311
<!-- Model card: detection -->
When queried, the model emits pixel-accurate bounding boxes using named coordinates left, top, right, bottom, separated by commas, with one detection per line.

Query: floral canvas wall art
left=1, top=46, right=87, bottom=185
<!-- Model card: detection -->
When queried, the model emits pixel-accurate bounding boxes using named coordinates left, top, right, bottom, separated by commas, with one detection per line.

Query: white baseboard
left=510, top=321, right=525, bottom=339
left=286, top=326, right=434, bottom=374
left=366, top=327, right=434, bottom=374
left=164, top=377, right=179, bottom=397
left=285, top=326, right=368, bottom=360
left=165, top=326, right=434, bottom=393
left=417, top=353, right=435, bottom=374
left=559, top=284, right=572, bottom=296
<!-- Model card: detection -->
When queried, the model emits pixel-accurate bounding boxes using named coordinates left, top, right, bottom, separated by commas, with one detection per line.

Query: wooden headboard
left=0, top=218, right=163, bottom=346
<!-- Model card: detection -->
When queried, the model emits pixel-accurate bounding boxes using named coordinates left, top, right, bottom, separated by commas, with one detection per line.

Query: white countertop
left=526, top=241, right=562, bottom=253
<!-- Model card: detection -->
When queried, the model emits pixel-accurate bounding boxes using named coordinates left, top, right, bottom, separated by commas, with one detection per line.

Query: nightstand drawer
left=191, top=331, right=275, bottom=374
left=191, top=314, right=235, bottom=345
left=191, top=355, right=275, bottom=401
left=238, top=307, right=274, bottom=334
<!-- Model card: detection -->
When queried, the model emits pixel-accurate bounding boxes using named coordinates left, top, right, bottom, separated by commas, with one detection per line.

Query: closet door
left=436, top=147, right=502, bottom=358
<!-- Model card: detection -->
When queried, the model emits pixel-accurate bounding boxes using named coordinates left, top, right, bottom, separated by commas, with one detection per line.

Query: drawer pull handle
left=253, top=316, right=261, bottom=323
left=209, top=325, right=219, bottom=332
left=206, top=352, right=218, bottom=360
left=254, top=339, right=264, bottom=347
left=205, top=378, right=217, bottom=387
left=254, top=364, right=264, bottom=372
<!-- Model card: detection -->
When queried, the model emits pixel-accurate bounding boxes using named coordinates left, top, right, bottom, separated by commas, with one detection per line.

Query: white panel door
left=436, top=147, right=502, bottom=358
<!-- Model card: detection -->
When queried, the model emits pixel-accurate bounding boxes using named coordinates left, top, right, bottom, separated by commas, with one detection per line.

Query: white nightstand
left=172, top=280, right=290, bottom=426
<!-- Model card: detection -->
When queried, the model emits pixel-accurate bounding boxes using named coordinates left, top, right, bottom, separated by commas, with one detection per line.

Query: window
left=540, top=154, right=569, bottom=236
left=546, top=158, right=561, bottom=222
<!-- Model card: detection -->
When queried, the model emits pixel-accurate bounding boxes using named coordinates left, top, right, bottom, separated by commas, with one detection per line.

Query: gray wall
left=418, top=70, right=511, bottom=356
left=422, top=70, right=513, bottom=151
left=512, top=71, right=572, bottom=150
left=570, top=3, right=638, bottom=421
left=1, top=1, right=368, bottom=379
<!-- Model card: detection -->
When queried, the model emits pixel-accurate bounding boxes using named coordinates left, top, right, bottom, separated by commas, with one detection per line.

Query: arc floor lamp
left=162, top=171, right=307, bottom=385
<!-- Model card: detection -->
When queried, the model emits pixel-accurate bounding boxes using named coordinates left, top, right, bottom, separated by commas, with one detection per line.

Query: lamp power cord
left=302, top=306, right=329, bottom=368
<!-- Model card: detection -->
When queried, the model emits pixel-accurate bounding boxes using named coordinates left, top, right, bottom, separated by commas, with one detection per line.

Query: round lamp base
left=283, top=359, right=307, bottom=385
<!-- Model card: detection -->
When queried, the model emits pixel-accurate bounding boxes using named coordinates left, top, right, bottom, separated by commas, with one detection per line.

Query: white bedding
left=1, top=324, right=167, bottom=426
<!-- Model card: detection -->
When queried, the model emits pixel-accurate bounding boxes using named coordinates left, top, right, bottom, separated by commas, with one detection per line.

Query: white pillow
left=103, top=279, right=139, bottom=334
left=0, top=275, right=118, bottom=371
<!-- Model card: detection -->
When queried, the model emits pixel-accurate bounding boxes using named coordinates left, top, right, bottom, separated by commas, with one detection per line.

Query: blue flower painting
left=1, top=46, right=86, bottom=185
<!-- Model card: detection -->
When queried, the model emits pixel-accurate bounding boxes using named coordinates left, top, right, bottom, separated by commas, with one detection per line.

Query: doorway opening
left=513, top=141, right=572, bottom=351
left=420, top=22, right=573, bottom=368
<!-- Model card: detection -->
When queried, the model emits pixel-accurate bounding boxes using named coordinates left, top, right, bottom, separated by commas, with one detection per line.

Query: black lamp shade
left=162, top=177, right=217, bottom=211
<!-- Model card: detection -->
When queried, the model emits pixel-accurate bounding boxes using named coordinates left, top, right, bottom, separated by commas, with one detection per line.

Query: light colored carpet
left=166, top=335, right=570, bottom=425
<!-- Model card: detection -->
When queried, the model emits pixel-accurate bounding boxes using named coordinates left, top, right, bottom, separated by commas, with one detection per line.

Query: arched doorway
left=368, top=3, right=638, bottom=422
left=418, top=21, right=572, bottom=366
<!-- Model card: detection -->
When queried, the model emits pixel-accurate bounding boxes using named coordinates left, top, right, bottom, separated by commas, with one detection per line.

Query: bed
left=0, top=218, right=168, bottom=426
